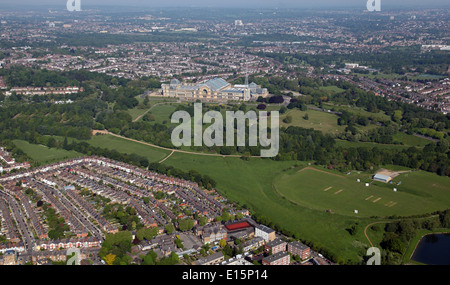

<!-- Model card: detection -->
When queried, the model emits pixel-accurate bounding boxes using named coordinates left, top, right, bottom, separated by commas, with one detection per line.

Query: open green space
left=87, top=134, right=171, bottom=163
left=322, top=103, right=391, bottom=122
left=141, top=103, right=180, bottom=124
left=13, top=99, right=447, bottom=264
left=280, top=109, right=345, bottom=134
left=335, top=140, right=411, bottom=150
left=12, top=139, right=82, bottom=164
left=273, top=167, right=450, bottom=218
left=160, top=149, right=449, bottom=262
left=319, top=85, right=345, bottom=94
left=392, top=132, right=432, bottom=147
left=130, top=98, right=184, bottom=123
left=33, top=129, right=449, bottom=264
left=160, top=153, right=377, bottom=263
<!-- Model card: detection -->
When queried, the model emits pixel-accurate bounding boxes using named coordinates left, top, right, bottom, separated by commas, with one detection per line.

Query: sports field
left=273, top=167, right=450, bottom=217
left=160, top=146, right=450, bottom=263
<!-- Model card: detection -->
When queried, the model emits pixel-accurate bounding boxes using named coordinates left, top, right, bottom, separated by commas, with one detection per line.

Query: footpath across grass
left=87, top=134, right=172, bottom=163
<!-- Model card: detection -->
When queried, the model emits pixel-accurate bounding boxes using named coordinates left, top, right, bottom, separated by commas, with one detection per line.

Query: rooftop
left=373, top=173, right=391, bottom=181
left=202, top=78, right=230, bottom=91
left=256, top=224, right=275, bottom=234
left=263, top=251, right=289, bottom=263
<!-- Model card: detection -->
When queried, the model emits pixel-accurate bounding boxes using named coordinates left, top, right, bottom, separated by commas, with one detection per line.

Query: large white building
left=160, top=77, right=269, bottom=102
left=255, top=224, right=276, bottom=242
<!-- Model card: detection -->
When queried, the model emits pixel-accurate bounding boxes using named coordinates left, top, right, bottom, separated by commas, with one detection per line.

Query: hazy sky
left=2, top=0, right=450, bottom=8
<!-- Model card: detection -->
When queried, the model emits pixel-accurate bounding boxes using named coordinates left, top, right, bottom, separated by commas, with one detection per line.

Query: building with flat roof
left=193, top=251, right=224, bottom=265
left=373, top=173, right=392, bottom=183
left=264, top=238, right=286, bottom=254
left=287, top=241, right=311, bottom=260
left=255, top=224, right=276, bottom=242
left=160, top=77, right=268, bottom=102
left=262, top=251, right=290, bottom=265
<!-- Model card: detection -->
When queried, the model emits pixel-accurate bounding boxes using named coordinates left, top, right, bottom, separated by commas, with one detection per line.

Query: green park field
left=156, top=149, right=449, bottom=262
left=280, top=109, right=346, bottom=134
left=13, top=140, right=82, bottom=164
left=273, top=167, right=450, bottom=218
left=10, top=100, right=450, bottom=264
left=87, top=134, right=171, bottom=163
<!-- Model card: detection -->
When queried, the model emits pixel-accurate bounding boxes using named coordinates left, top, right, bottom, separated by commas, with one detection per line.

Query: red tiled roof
left=225, top=222, right=251, bottom=231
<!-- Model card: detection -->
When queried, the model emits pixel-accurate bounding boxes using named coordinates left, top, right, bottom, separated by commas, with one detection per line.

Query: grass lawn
left=54, top=131, right=449, bottom=264
left=335, top=139, right=411, bottom=150
left=319, top=86, right=345, bottom=94
left=161, top=153, right=377, bottom=263
left=131, top=99, right=185, bottom=123
left=322, top=103, right=391, bottom=122
left=389, top=171, right=450, bottom=203
left=273, top=167, right=450, bottom=218
left=144, top=103, right=180, bottom=125
left=128, top=106, right=150, bottom=121
left=13, top=139, right=82, bottom=164
left=280, top=109, right=345, bottom=134
left=88, top=134, right=171, bottom=163
left=393, top=132, right=432, bottom=147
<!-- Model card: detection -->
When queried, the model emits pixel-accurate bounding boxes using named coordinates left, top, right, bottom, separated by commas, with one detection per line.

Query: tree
left=257, top=104, right=267, bottom=110
left=346, top=223, right=359, bottom=236
left=221, top=211, right=231, bottom=223
left=136, top=227, right=158, bottom=241
left=178, top=218, right=194, bottom=232
left=439, top=210, right=450, bottom=228
left=381, top=232, right=404, bottom=254
left=104, top=253, right=116, bottom=265
left=199, top=216, right=208, bottom=226
left=166, top=223, right=175, bottom=234
left=63, top=137, right=69, bottom=150
left=142, top=254, right=154, bottom=265
left=283, top=116, right=293, bottom=124
left=219, top=239, right=227, bottom=248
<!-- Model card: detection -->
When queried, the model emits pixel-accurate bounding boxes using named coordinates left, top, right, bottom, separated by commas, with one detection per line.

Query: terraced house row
left=14, top=191, right=48, bottom=240
left=81, top=157, right=225, bottom=219
left=0, top=194, right=20, bottom=244
left=64, top=188, right=117, bottom=234
left=25, top=179, right=90, bottom=238
left=0, top=156, right=237, bottom=264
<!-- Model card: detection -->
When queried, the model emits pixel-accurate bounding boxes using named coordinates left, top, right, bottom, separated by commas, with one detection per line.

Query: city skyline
left=1, top=0, right=450, bottom=9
